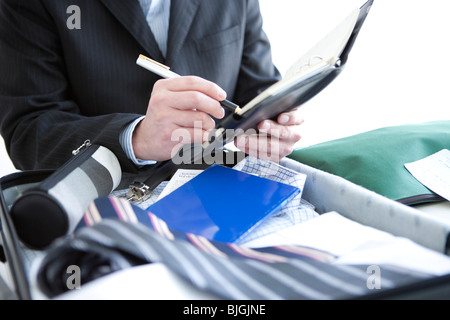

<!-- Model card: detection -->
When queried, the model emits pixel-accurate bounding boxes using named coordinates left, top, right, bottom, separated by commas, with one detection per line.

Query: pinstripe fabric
left=138, top=0, right=171, bottom=58
left=0, top=0, right=280, bottom=173
left=119, top=116, right=157, bottom=166
left=117, top=0, right=171, bottom=166
left=37, top=196, right=431, bottom=299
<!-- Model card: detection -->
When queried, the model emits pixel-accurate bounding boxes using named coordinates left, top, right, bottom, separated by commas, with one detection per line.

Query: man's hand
left=234, top=108, right=304, bottom=162
left=132, top=76, right=226, bottom=161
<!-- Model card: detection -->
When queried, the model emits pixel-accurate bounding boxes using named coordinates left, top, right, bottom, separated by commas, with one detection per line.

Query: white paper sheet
left=405, top=149, right=450, bottom=201
left=243, top=212, right=450, bottom=276
left=157, top=169, right=203, bottom=200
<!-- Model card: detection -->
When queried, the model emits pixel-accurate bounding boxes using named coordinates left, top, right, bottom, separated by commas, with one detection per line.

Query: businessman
left=0, top=0, right=303, bottom=174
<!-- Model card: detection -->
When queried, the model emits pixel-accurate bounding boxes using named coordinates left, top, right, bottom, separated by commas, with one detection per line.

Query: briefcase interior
left=2, top=160, right=450, bottom=300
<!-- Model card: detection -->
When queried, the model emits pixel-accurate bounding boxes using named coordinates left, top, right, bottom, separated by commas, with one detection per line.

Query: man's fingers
left=277, top=108, right=304, bottom=126
left=168, top=91, right=225, bottom=119
left=257, top=120, right=302, bottom=143
left=159, top=76, right=227, bottom=100
left=169, top=109, right=217, bottom=131
left=235, top=133, right=292, bottom=162
left=152, top=77, right=226, bottom=119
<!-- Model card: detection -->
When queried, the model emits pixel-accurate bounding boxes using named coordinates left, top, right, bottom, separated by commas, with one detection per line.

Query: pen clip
left=138, top=54, right=170, bottom=70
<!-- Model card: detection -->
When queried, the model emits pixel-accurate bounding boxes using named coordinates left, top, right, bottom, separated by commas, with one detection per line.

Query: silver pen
left=136, top=54, right=241, bottom=114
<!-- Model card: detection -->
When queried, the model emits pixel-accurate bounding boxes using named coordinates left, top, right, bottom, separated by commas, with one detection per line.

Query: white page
left=243, top=212, right=450, bottom=276
left=237, top=7, right=360, bottom=116
left=157, top=169, right=203, bottom=200
left=243, top=211, right=394, bottom=255
left=284, top=8, right=359, bottom=79
left=405, top=149, right=450, bottom=201
left=334, top=237, right=450, bottom=276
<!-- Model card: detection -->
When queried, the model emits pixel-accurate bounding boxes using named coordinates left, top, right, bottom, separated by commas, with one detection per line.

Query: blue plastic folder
left=146, top=164, right=300, bottom=243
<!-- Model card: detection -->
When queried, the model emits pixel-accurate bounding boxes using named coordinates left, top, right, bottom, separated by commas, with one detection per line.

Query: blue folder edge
left=146, top=164, right=301, bottom=243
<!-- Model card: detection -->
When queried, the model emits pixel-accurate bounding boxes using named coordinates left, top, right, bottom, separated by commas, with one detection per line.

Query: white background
left=259, top=0, right=450, bottom=146
left=1, top=0, right=450, bottom=177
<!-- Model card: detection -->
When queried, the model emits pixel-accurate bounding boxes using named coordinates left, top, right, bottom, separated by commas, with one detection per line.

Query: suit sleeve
left=0, top=0, right=140, bottom=173
left=233, top=0, right=281, bottom=106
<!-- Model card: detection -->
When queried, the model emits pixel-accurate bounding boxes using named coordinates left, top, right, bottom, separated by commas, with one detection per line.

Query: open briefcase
left=2, top=153, right=450, bottom=300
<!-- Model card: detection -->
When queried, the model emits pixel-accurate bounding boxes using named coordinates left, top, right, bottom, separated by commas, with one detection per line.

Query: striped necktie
left=36, top=196, right=430, bottom=299
left=138, top=0, right=171, bottom=58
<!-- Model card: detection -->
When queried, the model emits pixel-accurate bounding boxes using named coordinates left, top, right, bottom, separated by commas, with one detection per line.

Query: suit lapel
left=98, top=0, right=164, bottom=62
left=166, top=0, right=201, bottom=66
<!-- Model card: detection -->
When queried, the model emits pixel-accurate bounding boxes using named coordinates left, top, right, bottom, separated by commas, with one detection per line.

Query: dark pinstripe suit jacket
left=0, top=0, right=280, bottom=173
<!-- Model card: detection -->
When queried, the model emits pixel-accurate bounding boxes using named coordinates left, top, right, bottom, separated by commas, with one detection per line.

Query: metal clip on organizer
left=121, top=181, right=153, bottom=204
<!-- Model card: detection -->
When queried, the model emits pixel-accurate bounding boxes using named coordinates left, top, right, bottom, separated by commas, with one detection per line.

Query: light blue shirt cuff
left=120, top=116, right=157, bottom=166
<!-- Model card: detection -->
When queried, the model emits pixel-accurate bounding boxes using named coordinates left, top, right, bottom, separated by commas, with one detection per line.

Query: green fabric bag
left=288, top=121, right=450, bottom=205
